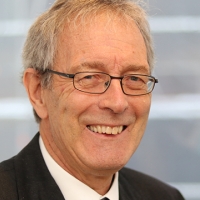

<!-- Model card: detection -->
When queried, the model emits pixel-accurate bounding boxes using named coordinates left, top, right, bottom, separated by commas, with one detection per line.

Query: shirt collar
left=39, top=136, right=119, bottom=200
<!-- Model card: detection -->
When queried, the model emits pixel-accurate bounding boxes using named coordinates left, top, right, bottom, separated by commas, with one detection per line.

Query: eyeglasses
left=46, top=69, right=158, bottom=96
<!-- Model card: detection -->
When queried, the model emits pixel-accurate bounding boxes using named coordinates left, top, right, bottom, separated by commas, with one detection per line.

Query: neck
left=40, top=126, right=115, bottom=195
left=78, top=173, right=115, bottom=195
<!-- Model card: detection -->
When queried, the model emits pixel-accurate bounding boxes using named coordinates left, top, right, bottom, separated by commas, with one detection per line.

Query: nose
left=98, top=79, right=128, bottom=114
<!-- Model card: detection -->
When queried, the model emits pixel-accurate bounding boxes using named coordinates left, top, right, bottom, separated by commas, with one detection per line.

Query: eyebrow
left=72, top=61, right=149, bottom=74
left=123, top=64, right=150, bottom=74
left=73, top=61, right=106, bottom=71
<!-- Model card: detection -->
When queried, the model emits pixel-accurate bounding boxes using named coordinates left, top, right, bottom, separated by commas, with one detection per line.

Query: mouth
left=87, top=125, right=127, bottom=135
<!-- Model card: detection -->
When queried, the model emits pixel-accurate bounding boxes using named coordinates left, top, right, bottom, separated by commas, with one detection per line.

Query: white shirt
left=39, top=136, right=119, bottom=200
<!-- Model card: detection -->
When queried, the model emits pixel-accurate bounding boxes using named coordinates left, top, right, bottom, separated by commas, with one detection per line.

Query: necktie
left=101, top=198, right=110, bottom=200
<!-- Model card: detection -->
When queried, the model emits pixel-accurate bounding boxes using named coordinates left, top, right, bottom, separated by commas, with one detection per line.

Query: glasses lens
left=122, top=75, right=155, bottom=95
left=74, top=72, right=110, bottom=93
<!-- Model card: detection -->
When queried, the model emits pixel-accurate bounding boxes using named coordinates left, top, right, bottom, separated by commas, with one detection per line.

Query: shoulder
left=119, top=167, right=168, bottom=187
left=0, top=157, right=18, bottom=199
left=0, top=133, right=40, bottom=199
left=0, top=157, right=16, bottom=184
left=119, top=167, right=185, bottom=200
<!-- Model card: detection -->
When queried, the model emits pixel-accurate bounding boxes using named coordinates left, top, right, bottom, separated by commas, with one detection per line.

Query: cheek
left=56, top=90, right=94, bottom=129
left=133, top=95, right=151, bottom=117
left=127, top=96, right=151, bottom=152
left=128, top=95, right=151, bottom=142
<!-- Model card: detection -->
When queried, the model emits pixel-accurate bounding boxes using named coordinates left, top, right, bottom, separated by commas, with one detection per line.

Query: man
left=0, top=0, right=185, bottom=199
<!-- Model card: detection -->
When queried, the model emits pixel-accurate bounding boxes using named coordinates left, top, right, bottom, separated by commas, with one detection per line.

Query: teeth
left=97, top=126, right=102, bottom=133
left=88, top=125, right=124, bottom=135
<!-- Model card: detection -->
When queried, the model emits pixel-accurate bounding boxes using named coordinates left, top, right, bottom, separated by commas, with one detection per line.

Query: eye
left=76, top=73, right=105, bottom=88
left=130, top=76, right=139, bottom=81
left=128, top=75, right=145, bottom=83
left=78, top=74, right=96, bottom=87
left=124, top=75, right=147, bottom=90
left=82, top=75, right=93, bottom=79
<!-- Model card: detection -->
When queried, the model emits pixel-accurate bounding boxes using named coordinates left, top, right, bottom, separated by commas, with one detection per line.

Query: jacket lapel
left=119, top=169, right=143, bottom=200
left=14, top=133, right=65, bottom=200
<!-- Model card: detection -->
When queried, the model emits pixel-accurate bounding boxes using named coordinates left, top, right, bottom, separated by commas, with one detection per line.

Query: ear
left=23, top=68, right=48, bottom=120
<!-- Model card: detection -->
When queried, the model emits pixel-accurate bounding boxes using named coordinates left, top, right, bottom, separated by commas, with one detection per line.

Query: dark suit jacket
left=0, top=133, right=185, bottom=200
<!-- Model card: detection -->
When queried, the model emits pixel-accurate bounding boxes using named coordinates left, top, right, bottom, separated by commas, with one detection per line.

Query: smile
left=87, top=125, right=126, bottom=135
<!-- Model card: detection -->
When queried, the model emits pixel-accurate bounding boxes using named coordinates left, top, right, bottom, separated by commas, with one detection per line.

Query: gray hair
left=22, top=0, right=154, bottom=123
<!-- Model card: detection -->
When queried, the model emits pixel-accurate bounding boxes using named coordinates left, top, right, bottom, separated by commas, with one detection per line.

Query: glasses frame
left=45, top=69, right=158, bottom=96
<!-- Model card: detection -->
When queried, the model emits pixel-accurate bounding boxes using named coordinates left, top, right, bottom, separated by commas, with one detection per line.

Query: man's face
left=41, top=14, right=151, bottom=178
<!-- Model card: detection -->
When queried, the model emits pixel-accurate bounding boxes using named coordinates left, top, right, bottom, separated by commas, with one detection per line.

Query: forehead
left=55, top=13, right=148, bottom=73
left=62, top=13, right=142, bottom=44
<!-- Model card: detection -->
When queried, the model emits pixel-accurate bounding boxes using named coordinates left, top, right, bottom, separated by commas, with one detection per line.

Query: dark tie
left=101, top=198, right=110, bottom=200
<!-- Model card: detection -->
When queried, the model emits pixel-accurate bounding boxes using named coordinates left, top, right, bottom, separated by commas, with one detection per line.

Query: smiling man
left=0, top=0, right=185, bottom=199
